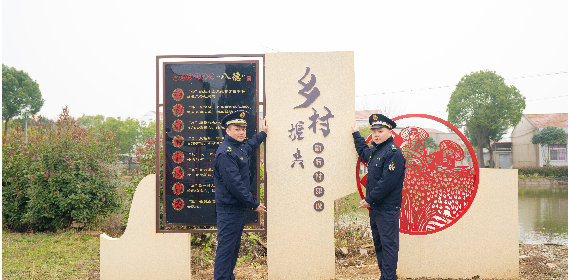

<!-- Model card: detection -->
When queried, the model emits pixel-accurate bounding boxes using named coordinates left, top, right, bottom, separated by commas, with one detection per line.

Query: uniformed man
left=213, top=110, right=268, bottom=280
left=351, top=114, right=406, bottom=280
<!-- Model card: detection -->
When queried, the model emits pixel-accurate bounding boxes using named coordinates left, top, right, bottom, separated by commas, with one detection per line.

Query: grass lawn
left=2, top=230, right=100, bottom=279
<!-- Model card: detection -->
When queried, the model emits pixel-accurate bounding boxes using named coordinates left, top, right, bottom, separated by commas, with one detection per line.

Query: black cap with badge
left=221, top=110, right=249, bottom=127
left=369, top=114, right=396, bottom=130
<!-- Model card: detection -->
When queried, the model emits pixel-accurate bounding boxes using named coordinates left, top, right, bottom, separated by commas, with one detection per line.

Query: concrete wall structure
left=99, top=53, right=522, bottom=279
left=265, top=51, right=356, bottom=279
left=398, top=169, right=519, bottom=279
left=100, top=175, right=191, bottom=280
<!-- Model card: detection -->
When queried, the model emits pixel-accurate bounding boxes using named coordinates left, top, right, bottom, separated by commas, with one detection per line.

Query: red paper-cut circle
left=356, top=114, right=479, bottom=235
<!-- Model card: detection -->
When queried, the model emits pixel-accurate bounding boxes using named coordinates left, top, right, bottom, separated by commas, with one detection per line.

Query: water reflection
left=518, top=186, right=568, bottom=245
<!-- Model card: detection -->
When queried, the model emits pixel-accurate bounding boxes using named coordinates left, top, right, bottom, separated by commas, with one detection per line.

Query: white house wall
left=537, top=127, right=568, bottom=167
left=511, top=116, right=539, bottom=167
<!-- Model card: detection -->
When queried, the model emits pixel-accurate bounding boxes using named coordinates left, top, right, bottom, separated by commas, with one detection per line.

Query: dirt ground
left=191, top=244, right=568, bottom=279
left=519, top=244, right=568, bottom=280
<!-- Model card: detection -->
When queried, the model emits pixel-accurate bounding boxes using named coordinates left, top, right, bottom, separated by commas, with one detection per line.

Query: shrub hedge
left=2, top=107, right=122, bottom=231
left=517, top=166, right=568, bottom=178
left=121, top=135, right=160, bottom=225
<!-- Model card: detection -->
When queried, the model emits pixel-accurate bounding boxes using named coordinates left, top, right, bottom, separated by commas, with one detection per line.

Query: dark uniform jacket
left=353, top=132, right=406, bottom=211
left=214, top=132, right=267, bottom=210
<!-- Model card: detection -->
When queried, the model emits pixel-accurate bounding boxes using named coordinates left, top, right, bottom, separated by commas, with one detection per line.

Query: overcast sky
left=2, top=0, right=568, bottom=133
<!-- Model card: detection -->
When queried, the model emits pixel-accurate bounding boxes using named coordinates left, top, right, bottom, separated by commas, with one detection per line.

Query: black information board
left=163, top=61, right=259, bottom=226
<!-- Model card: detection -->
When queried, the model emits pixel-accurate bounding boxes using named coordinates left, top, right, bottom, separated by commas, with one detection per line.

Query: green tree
left=447, top=70, right=525, bottom=168
left=2, top=64, right=44, bottom=137
left=139, top=120, right=156, bottom=145
left=464, top=124, right=507, bottom=167
left=422, top=136, right=439, bottom=154
left=77, top=114, right=105, bottom=130
left=531, top=126, right=568, bottom=166
left=76, top=114, right=157, bottom=155
left=103, top=117, right=146, bottom=154
left=358, top=124, right=372, bottom=140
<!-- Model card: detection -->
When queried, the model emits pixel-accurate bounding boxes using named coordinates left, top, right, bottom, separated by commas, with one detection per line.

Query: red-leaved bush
left=2, top=107, right=121, bottom=231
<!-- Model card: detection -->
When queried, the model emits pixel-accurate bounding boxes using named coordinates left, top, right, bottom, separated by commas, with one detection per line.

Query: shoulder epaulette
left=391, top=144, right=397, bottom=152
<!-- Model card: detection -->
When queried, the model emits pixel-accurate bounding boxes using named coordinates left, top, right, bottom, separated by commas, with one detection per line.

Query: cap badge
left=373, top=115, right=378, bottom=121
left=240, top=112, right=246, bottom=118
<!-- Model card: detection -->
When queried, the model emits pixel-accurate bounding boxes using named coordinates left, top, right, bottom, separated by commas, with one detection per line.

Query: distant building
left=511, top=113, right=568, bottom=167
left=140, top=110, right=163, bottom=124
left=490, top=142, right=512, bottom=169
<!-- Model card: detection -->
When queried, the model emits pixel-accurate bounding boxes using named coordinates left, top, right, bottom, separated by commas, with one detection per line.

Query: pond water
left=337, top=185, right=568, bottom=245
left=518, top=186, right=567, bottom=245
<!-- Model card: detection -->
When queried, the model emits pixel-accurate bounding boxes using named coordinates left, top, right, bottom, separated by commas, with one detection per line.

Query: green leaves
left=2, top=64, right=44, bottom=135
left=422, top=136, right=439, bottom=153
left=518, top=166, right=568, bottom=177
left=2, top=107, right=121, bottom=231
left=531, top=126, right=567, bottom=166
left=532, top=126, right=568, bottom=146
left=77, top=114, right=156, bottom=154
left=447, top=70, right=526, bottom=167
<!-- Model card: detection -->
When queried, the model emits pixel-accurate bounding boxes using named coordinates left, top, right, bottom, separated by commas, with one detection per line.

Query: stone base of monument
left=397, top=169, right=519, bottom=279
left=100, top=174, right=191, bottom=280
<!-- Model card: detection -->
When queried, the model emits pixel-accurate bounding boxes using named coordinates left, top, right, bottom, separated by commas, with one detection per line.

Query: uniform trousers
left=214, top=205, right=246, bottom=280
left=369, top=208, right=400, bottom=280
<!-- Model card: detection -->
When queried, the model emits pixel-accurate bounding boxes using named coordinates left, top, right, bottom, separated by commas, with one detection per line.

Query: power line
left=393, top=94, right=568, bottom=115
left=356, top=71, right=568, bottom=97
left=527, top=95, right=568, bottom=101
left=508, top=71, right=568, bottom=80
